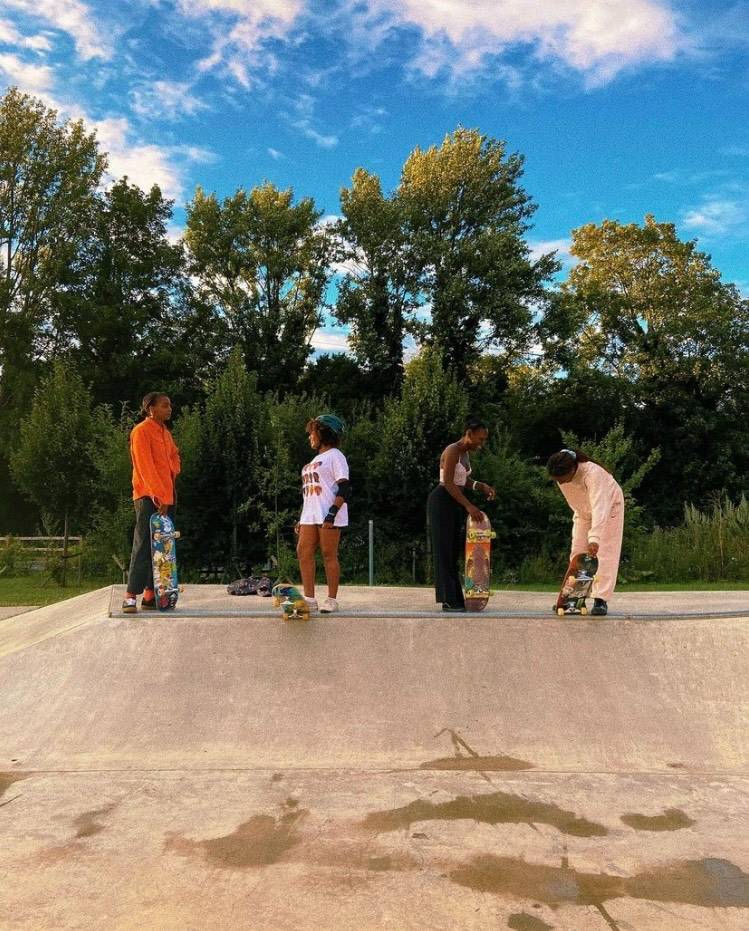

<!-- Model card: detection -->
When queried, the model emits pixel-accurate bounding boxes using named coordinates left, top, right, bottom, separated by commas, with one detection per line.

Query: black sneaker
left=141, top=597, right=157, bottom=610
left=591, top=598, right=608, bottom=616
left=442, top=604, right=467, bottom=613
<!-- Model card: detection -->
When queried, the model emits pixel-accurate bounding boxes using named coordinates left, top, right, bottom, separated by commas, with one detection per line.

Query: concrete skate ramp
left=1, top=586, right=748, bottom=774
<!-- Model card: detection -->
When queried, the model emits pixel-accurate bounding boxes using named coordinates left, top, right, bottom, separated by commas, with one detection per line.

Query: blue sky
left=1, top=0, right=747, bottom=352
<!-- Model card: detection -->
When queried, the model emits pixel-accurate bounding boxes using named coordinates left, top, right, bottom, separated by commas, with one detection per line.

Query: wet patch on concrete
left=508, top=913, right=553, bottom=931
left=165, top=801, right=308, bottom=869
left=621, top=808, right=695, bottom=832
left=420, top=755, right=534, bottom=772
left=450, top=854, right=749, bottom=910
left=73, top=804, right=118, bottom=838
left=0, top=771, right=26, bottom=799
left=362, top=791, right=607, bottom=837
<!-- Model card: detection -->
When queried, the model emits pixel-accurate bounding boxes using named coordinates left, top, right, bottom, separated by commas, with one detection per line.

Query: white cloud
left=178, top=0, right=303, bottom=87
left=682, top=197, right=748, bottom=236
left=95, top=116, right=186, bottom=202
left=311, top=328, right=350, bottom=353
left=3, top=0, right=111, bottom=61
left=267, top=146, right=285, bottom=160
left=0, top=51, right=54, bottom=92
left=352, top=0, right=682, bottom=84
left=0, top=18, right=52, bottom=52
left=131, top=80, right=208, bottom=122
left=290, top=93, right=338, bottom=149
left=528, top=238, right=573, bottom=266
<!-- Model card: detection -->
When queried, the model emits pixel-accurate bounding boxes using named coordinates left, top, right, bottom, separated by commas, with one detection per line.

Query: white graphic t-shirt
left=299, top=447, right=349, bottom=527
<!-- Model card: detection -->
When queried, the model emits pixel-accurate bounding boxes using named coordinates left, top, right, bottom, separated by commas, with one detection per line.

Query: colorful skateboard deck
left=271, top=582, right=310, bottom=621
left=464, top=513, right=495, bottom=612
left=150, top=512, right=180, bottom=610
left=554, top=552, right=598, bottom=615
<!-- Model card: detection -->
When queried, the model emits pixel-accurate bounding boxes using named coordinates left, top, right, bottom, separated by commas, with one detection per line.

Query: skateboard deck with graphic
left=150, top=512, right=180, bottom=610
left=554, top=552, right=598, bottom=615
left=271, top=581, right=310, bottom=621
left=464, top=513, right=495, bottom=612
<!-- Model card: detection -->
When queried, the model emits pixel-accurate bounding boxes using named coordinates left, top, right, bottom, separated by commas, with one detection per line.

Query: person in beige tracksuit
left=547, top=449, right=625, bottom=616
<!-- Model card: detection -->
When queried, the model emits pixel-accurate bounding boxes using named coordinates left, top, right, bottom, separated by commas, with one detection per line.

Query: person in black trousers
left=428, top=417, right=496, bottom=612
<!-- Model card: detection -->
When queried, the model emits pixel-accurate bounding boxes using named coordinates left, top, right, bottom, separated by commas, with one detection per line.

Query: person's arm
left=130, top=426, right=165, bottom=511
left=442, top=445, right=483, bottom=520
left=468, top=477, right=496, bottom=501
left=322, top=478, right=350, bottom=528
left=586, top=469, right=612, bottom=556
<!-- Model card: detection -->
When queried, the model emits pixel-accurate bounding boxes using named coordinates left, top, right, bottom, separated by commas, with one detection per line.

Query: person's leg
left=319, top=527, right=341, bottom=599
left=126, top=497, right=155, bottom=597
left=592, top=495, right=624, bottom=602
left=296, top=524, right=319, bottom=597
left=429, top=487, right=458, bottom=604
left=445, top=497, right=466, bottom=608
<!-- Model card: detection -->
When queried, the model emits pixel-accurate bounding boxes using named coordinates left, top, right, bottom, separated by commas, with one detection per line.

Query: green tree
left=9, top=360, right=96, bottom=582
left=374, top=347, right=467, bottom=539
left=0, top=87, right=105, bottom=411
left=335, top=168, right=419, bottom=398
left=559, top=215, right=749, bottom=521
left=50, top=178, right=187, bottom=407
left=174, top=348, right=268, bottom=572
left=184, top=182, right=331, bottom=392
left=398, top=128, right=558, bottom=380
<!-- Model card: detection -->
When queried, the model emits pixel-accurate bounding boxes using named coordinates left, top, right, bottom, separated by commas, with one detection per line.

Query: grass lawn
left=0, top=577, right=110, bottom=606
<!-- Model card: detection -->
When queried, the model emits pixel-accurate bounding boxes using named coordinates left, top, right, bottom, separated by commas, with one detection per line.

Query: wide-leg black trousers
left=427, top=485, right=465, bottom=608
left=126, top=497, right=175, bottom=594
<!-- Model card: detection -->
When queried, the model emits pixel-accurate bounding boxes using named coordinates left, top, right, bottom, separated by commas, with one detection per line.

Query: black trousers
left=427, top=485, right=465, bottom=608
left=126, top=497, right=175, bottom=595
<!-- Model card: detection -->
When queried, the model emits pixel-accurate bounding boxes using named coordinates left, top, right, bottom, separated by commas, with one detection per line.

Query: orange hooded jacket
left=129, top=417, right=181, bottom=505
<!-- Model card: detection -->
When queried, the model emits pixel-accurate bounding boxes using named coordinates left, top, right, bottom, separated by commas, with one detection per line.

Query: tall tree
left=10, top=360, right=96, bottom=581
left=50, top=178, right=186, bottom=407
left=0, top=87, right=105, bottom=411
left=184, top=181, right=331, bottom=392
left=335, top=168, right=418, bottom=399
left=398, top=127, right=557, bottom=380
left=559, top=215, right=749, bottom=520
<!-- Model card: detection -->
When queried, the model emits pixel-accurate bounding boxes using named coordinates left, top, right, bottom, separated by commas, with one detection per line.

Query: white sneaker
left=320, top=597, right=339, bottom=614
left=303, top=596, right=318, bottom=613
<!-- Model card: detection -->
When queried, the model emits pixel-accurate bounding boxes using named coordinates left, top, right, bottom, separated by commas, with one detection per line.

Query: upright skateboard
left=271, top=582, right=310, bottom=621
left=464, top=513, right=495, bottom=612
left=150, top=512, right=180, bottom=610
left=554, top=552, right=598, bottom=616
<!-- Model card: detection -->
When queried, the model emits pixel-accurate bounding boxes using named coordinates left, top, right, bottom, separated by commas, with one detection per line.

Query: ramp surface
left=2, top=585, right=748, bottom=930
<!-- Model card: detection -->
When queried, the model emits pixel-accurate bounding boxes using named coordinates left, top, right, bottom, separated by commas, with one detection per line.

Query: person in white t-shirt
left=295, top=413, right=350, bottom=614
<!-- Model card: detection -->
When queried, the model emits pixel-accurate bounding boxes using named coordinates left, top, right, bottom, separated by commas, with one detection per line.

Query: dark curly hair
left=306, top=419, right=340, bottom=448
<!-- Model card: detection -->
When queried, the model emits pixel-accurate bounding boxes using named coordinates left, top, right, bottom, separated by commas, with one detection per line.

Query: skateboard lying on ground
left=554, top=552, right=598, bottom=616
left=271, top=582, right=310, bottom=621
left=464, top=512, right=496, bottom=612
left=150, top=512, right=180, bottom=610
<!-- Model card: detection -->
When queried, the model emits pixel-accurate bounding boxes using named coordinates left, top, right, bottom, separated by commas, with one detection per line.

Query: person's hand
left=158, top=504, right=169, bottom=516
left=587, top=541, right=599, bottom=557
left=294, top=521, right=301, bottom=536
left=467, top=504, right=484, bottom=522
left=322, top=520, right=337, bottom=531
left=478, top=482, right=496, bottom=501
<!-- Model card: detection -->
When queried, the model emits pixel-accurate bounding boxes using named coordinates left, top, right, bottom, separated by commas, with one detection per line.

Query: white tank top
left=439, top=456, right=471, bottom=487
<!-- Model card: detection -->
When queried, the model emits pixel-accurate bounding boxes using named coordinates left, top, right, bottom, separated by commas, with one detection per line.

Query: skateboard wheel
left=557, top=608, right=565, bottom=616
left=174, top=531, right=181, bottom=539
left=580, top=607, right=588, bottom=616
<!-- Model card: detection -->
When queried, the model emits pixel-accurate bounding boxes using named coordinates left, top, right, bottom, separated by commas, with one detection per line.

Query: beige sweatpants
left=570, top=490, right=625, bottom=601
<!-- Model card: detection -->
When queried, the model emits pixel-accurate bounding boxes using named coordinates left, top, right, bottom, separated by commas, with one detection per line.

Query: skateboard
left=554, top=552, right=598, bottom=616
left=150, top=512, right=180, bottom=610
left=464, top=513, right=495, bottom=612
left=271, top=582, right=310, bottom=621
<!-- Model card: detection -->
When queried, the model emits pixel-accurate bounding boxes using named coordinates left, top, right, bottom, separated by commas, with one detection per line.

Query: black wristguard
left=324, top=505, right=339, bottom=524
left=334, top=478, right=351, bottom=502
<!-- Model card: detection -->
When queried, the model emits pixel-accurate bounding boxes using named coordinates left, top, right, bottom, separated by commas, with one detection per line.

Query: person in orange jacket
left=122, top=392, right=181, bottom=613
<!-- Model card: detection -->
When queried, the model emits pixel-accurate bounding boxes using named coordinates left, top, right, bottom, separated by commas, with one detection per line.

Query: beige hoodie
left=558, top=461, right=623, bottom=545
